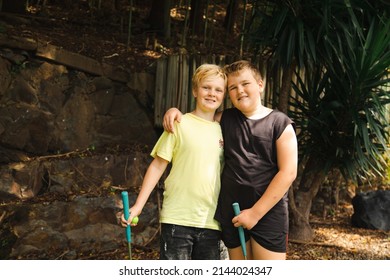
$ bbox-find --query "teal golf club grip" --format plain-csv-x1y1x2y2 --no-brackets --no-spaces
232,202,247,258
121,191,131,242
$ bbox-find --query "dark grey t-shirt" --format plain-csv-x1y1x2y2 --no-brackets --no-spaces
214,107,294,232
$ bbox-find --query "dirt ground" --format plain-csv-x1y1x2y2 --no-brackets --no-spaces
108,205,390,260
1,3,389,260
122,203,390,260
12,202,388,260
287,205,389,260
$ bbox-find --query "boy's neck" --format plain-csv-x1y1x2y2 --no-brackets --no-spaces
243,105,272,120
191,109,216,122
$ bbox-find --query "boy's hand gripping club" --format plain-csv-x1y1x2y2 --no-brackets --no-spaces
121,191,132,260
232,202,247,260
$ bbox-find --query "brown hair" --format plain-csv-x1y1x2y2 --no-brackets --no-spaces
223,60,263,82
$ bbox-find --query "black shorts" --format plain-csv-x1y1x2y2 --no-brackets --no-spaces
221,224,288,253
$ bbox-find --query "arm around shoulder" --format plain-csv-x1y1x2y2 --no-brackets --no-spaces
163,107,183,133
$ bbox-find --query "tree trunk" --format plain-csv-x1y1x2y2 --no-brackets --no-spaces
147,0,171,38
1,0,26,13
278,65,294,113
289,155,327,241
223,0,239,33
189,0,206,37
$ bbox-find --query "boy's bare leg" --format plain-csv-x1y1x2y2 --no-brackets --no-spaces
227,241,252,260
251,237,286,260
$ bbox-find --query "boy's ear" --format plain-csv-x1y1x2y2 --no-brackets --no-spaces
258,80,265,91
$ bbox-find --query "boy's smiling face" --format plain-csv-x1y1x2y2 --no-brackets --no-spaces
227,68,264,115
193,76,226,113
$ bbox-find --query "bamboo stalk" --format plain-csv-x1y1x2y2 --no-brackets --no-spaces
203,0,210,45
127,0,133,49
240,0,248,58
181,0,191,47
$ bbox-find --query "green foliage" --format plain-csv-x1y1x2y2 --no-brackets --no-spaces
247,0,390,183
287,0,390,182
248,0,321,67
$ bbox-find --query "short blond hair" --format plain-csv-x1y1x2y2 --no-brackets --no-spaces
192,64,227,91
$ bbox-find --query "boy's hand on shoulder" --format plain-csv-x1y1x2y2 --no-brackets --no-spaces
163,108,182,133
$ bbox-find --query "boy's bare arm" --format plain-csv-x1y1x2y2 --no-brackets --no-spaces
253,124,297,222
163,108,183,133
121,156,168,226
163,108,223,133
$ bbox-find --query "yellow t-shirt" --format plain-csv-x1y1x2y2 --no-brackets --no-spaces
151,113,224,231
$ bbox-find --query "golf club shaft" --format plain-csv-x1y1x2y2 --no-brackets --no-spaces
232,202,247,260
121,191,132,260
128,242,132,260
